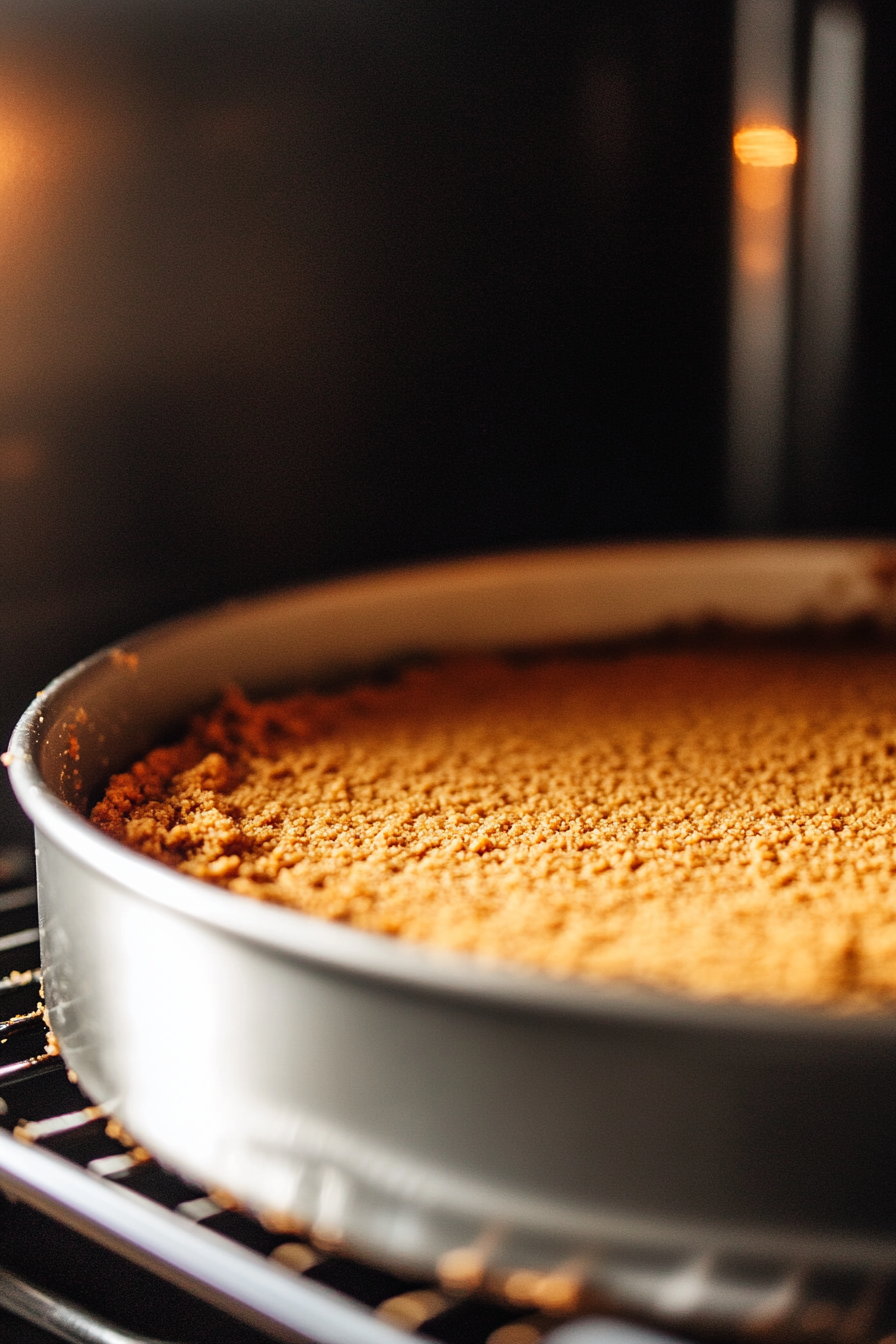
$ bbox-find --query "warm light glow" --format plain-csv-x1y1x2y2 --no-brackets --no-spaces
0,128,27,185
736,161,788,210
738,240,784,277
733,125,798,167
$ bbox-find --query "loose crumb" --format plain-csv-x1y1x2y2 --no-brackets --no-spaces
91,649,896,1006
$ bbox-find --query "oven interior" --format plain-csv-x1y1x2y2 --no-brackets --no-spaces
1,0,894,1337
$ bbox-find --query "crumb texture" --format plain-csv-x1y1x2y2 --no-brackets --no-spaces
91,650,896,1005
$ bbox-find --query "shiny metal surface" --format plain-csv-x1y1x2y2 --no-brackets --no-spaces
0,1261,179,1344
0,1129,407,1344
11,540,896,1336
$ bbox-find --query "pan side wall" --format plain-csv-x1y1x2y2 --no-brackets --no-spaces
36,830,896,1272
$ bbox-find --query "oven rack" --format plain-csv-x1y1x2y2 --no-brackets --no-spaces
0,873,580,1344
4,867,896,1344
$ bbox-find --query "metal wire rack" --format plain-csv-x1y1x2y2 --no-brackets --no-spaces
4,849,896,1344
0,856,581,1344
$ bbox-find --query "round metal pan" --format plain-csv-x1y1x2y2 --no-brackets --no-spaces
10,540,896,1336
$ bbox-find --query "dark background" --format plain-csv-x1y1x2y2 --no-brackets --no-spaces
1,0,892,844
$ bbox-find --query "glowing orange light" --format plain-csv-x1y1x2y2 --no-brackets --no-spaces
733,126,798,167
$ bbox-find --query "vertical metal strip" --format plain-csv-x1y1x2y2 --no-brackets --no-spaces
793,4,865,528
726,0,797,533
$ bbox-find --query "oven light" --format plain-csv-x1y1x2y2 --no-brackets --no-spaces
733,127,798,217
733,126,798,167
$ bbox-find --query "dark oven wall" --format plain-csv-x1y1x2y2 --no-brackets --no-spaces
0,0,893,844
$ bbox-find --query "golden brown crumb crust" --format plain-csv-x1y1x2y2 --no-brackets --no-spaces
91,650,896,1006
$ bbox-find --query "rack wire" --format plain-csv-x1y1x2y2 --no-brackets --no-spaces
5,854,896,1344
0,864,557,1344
